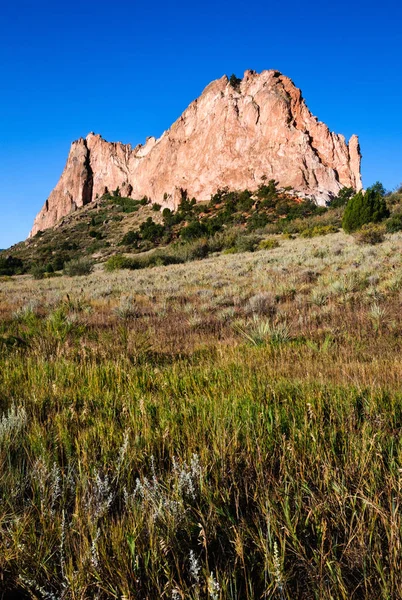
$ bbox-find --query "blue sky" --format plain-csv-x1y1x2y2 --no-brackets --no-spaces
1,0,401,248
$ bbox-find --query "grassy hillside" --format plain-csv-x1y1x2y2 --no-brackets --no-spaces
1,183,343,277
2,225,402,598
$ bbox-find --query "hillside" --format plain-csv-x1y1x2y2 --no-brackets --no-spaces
1,182,342,276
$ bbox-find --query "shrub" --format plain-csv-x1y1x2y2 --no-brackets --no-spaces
120,230,140,246
236,190,254,211
235,235,261,253
256,179,279,201
207,228,239,253
0,256,24,276
63,257,94,276
162,208,176,227
30,264,46,280
89,229,104,239
139,218,165,242
354,223,386,245
105,250,183,272
386,214,402,233
245,292,277,317
177,190,196,215
259,238,280,250
135,251,182,268
171,239,210,262
246,212,269,231
104,254,132,272
108,196,141,213
342,185,390,233
300,224,339,238
180,221,208,241
152,203,162,212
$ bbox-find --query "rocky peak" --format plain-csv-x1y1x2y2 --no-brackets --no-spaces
30,69,362,236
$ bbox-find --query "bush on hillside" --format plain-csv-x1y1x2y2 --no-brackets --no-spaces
104,254,132,271
386,213,402,233
353,223,386,245
63,257,94,276
0,256,24,276
120,230,140,246
342,184,390,233
300,224,339,238
180,220,208,241
234,234,261,253
139,218,165,242
259,238,280,250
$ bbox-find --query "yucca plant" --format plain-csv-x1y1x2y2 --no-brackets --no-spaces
234,316,290,346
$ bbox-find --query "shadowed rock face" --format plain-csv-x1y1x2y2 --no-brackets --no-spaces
30,69,362,236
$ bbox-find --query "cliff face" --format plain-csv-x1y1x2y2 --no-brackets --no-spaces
30,69,362,236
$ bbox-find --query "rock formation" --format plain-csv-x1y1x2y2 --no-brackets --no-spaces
30,69,362,236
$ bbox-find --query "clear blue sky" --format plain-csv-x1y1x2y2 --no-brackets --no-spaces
1,0,401,248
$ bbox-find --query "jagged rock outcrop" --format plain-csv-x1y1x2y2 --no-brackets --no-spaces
30,69,362,236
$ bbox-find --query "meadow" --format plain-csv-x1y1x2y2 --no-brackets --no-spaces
2,231,402,599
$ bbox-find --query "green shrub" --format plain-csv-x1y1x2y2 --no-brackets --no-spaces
171,239,210,262
353,223,386,245
259,238,280,250
63,257,94,276
0,255,24,276
177,190,196,216
162,208,176,227
235,235,261,253
342,185,390,233
110,197,141,213
236,190,254,211
152,203,162,211
89,229,104,239
246,212,269,231
139,218,165,242
256,179,279,201
180,221,208,241
105,250,183,272
135,251,182,269
300,224,339,238
104,254,132,272
120,230,140,246
30,264,46,280
386,214,402,233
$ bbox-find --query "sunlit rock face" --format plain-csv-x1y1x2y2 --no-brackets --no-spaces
30,69,362,236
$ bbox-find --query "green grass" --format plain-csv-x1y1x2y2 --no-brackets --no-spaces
2,348,402,599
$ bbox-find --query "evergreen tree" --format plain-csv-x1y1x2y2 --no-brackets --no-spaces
342,184,389,233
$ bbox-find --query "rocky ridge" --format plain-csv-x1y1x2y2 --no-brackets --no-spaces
30,69,362,236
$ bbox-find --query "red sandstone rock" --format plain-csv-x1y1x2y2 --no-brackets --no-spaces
30,70,362,236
